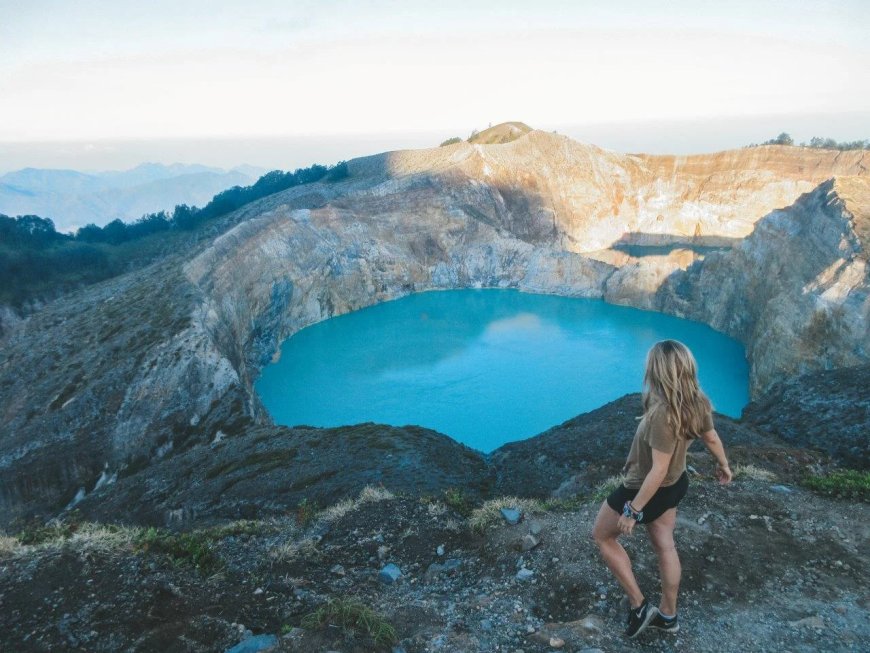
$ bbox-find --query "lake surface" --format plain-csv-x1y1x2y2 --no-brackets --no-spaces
256,289,749,453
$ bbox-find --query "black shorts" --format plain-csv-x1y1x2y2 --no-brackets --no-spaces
606,471,689,524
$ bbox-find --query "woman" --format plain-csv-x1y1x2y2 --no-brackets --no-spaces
591,339,733,639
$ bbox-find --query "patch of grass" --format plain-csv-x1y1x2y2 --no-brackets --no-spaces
16,521,79,546
803,469,870,501
300,596,398,648
66,522,142,551
0,535,22,556
12,518,145,554
317,485,395,524
443,487,474,517
271,536,319,563
15,510,89,545
135,527,221,573
733,464,778,482
540,494,587,512
467,496,547,534
590,474,626,502
540,474,625,512
295,498,318,528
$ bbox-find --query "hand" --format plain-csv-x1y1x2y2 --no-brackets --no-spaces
716,462,733,485
617,514,636,536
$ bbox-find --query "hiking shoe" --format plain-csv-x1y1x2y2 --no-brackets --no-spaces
649,611,680,633
625,598,657,638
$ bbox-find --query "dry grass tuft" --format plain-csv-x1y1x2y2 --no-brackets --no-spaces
271,537,320,563
301,596,398,647
591,474,626,502
65,523,143,551
468,496,547,534
317,485,394,524
0,535,22,556
733,464,777,482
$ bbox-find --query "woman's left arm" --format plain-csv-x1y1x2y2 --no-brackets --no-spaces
617,448,672,535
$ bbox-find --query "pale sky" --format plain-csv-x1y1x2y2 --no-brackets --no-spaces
0,1,868,166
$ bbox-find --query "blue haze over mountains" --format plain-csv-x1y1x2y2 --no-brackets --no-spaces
0,163,265,233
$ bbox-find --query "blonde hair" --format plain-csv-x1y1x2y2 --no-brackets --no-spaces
642,339,712,440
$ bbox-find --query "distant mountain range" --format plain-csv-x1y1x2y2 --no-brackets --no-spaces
0,162,265,232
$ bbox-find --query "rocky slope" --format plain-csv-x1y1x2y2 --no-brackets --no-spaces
742,364,870,469
0,128,867,546
1,395,866,652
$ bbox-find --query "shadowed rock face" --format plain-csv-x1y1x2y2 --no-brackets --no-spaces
742,364,870,469
0,130,867,528
70,422,495,527
488,393,794,498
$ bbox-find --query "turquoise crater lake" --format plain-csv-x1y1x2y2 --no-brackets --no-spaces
256,289,749,453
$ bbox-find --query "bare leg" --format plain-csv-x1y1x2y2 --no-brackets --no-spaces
591,500,645,608
646,507,680,615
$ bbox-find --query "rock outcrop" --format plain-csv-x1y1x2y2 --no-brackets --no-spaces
651,176,870,392
0,128,868,528
742,364,870,469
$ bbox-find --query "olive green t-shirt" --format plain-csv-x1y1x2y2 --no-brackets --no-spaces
622,401,714,489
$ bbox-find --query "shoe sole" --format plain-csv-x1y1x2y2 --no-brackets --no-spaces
650,623,680,633
628,607,659,639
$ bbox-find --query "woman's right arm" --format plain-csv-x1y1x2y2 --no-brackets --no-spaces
701,428,732,484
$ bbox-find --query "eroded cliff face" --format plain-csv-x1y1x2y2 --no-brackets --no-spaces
0,130,867,528
184,134,868,397
653,177,869,392
351,132,866,251
181,171,614,394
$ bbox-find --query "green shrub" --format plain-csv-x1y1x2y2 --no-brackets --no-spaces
16,510,84,545
295,498,318,527
17,521,78,546
442,487,473,517
803,469,870,501
301,596,398,648
135,527,221,572
439,137,462,147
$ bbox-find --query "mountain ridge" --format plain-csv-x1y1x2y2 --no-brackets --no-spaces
0,162,265,231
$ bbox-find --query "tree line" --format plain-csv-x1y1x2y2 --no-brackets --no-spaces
749,132,869,150
76,161,348,244
0,160,349,308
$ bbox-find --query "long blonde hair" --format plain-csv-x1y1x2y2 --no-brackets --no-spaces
642,339,712,440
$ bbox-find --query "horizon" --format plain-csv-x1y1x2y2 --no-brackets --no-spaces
2,1,868,172
1,110,868,175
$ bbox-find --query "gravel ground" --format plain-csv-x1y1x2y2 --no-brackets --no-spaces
1,462,867,653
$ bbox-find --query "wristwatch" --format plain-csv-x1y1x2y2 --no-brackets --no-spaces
622,501,643,522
